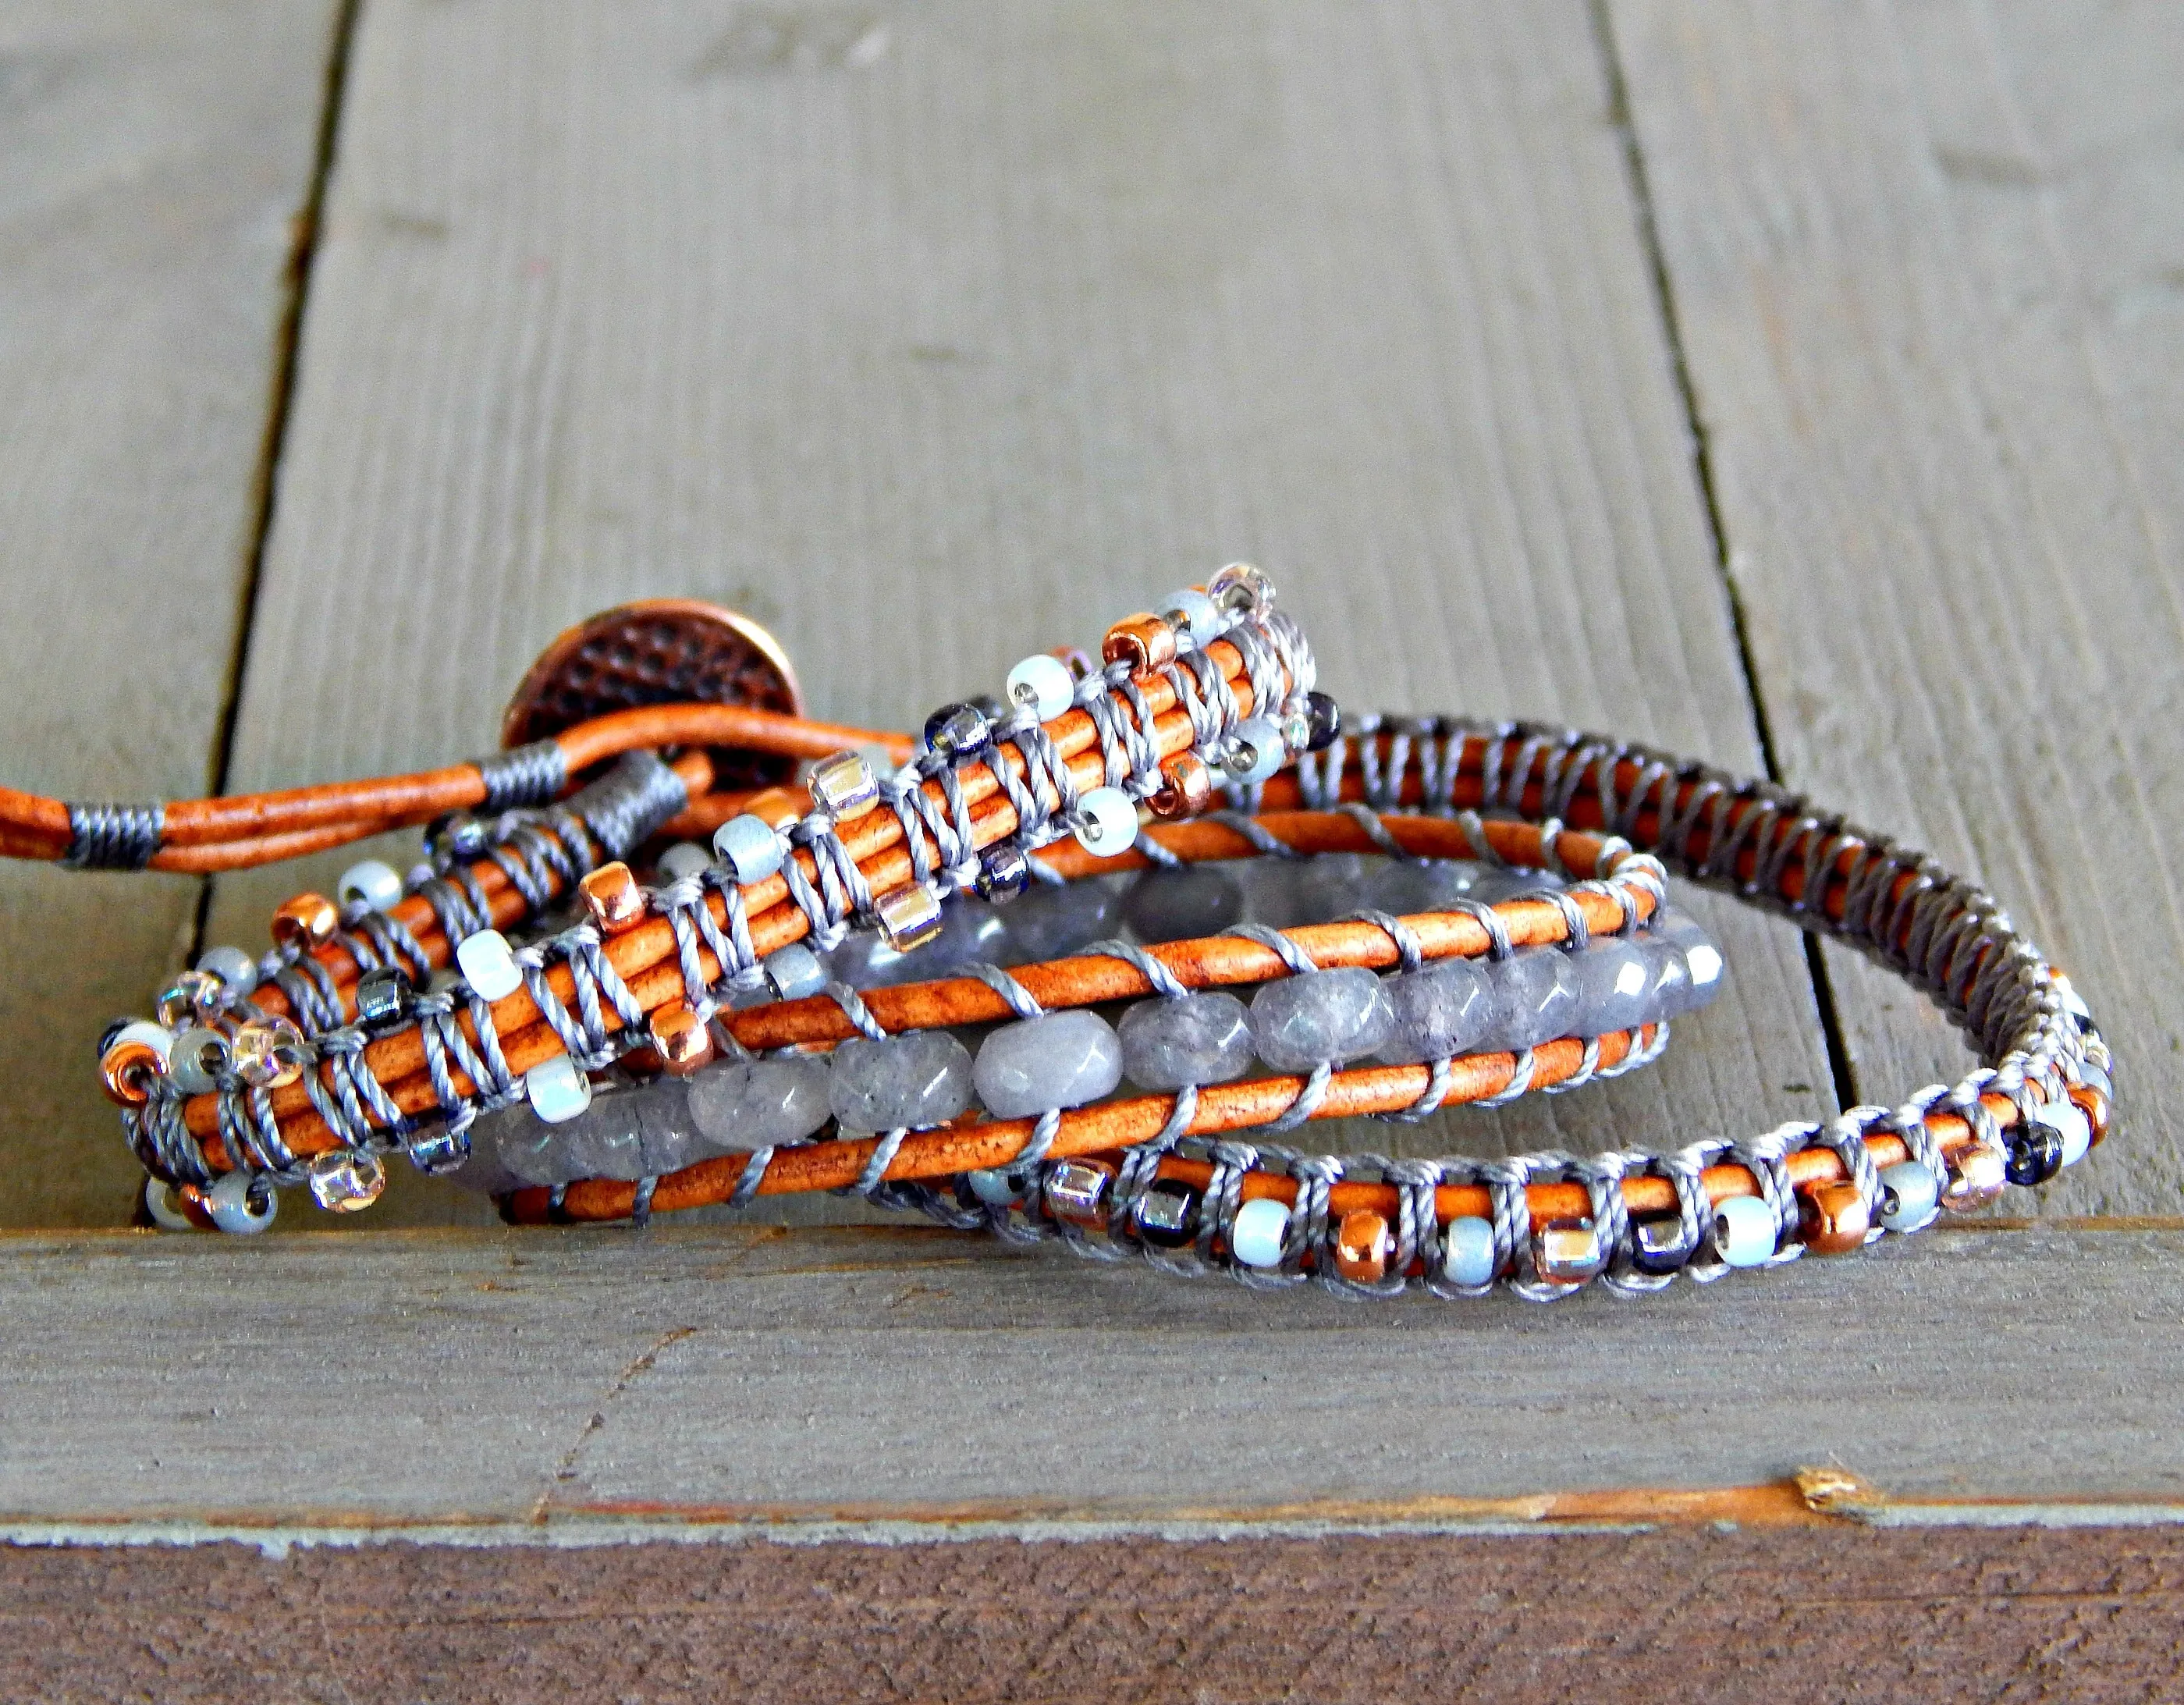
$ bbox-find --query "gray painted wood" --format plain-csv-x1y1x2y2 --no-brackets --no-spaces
1609,0,2184,1215
4,1224,2180,1525
204,0,1832,1231
0,2,344,1227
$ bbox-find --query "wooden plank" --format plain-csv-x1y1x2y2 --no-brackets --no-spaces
6,1525,2181,1703
204,0,1834,1231
6,1224,2182,1525
1607,0,2184,1213
0,2,345,1226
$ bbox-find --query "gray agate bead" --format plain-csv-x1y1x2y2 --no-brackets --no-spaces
1375,957,1493,1065
1249,968,1393,1071
828,1031,975,1130
973,1011,1123,1117
1572,936,1653,1037
1121,866,1245,944
1652,910,1726,1015
491,1077,702,1185
687,1054,833,1153
1482,949,1581,1050
998,877,1124,963
1118,992,1254,1089
1242,853,1369,929
829,897,1006,989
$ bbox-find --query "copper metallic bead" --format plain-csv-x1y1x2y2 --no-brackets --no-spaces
270,891,339,950
2069,1081,2112,1147
579,860,647,936
1798,1180,1871,1255
648,1001,716,1077
1532,1217,1607,1284
1333,1209,1393,1284
99,1039,163,1108
1941,1142,2008,1213
1148,751,1214,821
1102,613,1179,675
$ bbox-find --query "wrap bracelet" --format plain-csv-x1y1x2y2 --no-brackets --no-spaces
59,574,2110,1300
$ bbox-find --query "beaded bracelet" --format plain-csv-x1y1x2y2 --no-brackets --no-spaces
73,581,2112,1301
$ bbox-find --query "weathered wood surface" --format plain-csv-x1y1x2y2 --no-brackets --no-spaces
6,1224,2182,1526
1609,0,2184,1216
201,0,1834,1230
0,2,343,1226
10,1525,2184,1703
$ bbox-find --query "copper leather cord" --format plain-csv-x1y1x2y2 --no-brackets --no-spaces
13,705,911,871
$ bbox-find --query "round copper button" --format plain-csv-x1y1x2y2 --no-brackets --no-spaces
502,599,805,790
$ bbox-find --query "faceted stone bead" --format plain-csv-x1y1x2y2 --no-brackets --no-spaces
994,876,1122,964
1642,934,1692,1013
1571,936,1653,1037
974,1011,1123,1118
687,1054,833,1153
510,1078,705,1183
1121,866,1245,944
1118,992,1254,1090
1653,910,1726,1015
1361,859,1485,918
1249,968,1394,1071
1375,957,1493,1065
1243,854,1369,929
1466,865,1561,906
1480,949,1581,1050
828,1031,975,1130
829,898,1007,989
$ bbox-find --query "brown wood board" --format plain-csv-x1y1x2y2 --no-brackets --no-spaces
1608,0,2184,1215
7,1524,2184,1703
201,0,1832,1231
0,2,346,1226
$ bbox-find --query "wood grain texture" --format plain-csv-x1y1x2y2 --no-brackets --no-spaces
205,0,1832,1231
0,2,343,1226
9,1525,2184,1703
6,1224,2183,1525
1608,0,2184,1215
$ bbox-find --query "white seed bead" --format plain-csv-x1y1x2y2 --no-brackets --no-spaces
1223,715,1286,783
656,840,713,883
1442,1215,1497,1288
1877,1160,1941,1231
144,1177,195,1232
1713,1194,1778,1268
525,1054,594,1124
1157,587,1223,645
1006,652,1076,722
967,1168,1022,1207
763,943,827,1001
194,945,260,1001
1071,786,1139,858
1229,1196,1291,1269
712,812,786,885
2030,1097,2092,1169
456,929,524,1003
109,1019,175,1069
167,1026,229,1095
207,1169,277,1234
336,858,404,913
